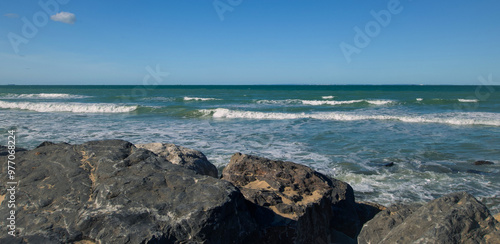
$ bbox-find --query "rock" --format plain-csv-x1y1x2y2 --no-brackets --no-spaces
474,160,495,166
358,192,500,244
383,162,395,167
0,140,257,243
222,153,359,243
136,142,218,178
496,213,500,222
355,201,386,226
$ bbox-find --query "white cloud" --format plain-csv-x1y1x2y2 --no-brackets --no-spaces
4,13,19,18
50,11,76,24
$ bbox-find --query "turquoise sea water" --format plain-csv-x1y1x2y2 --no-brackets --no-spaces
1,85,499,213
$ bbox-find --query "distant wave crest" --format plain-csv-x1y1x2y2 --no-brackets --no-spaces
183,97,220,101
1,93,91,99
256,99,394,106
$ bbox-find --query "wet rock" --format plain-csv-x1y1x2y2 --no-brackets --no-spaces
383,162,395,167
136,142,218,178
0,140,257,243
474,160,495,166
358,192,500,244
222,153,359,243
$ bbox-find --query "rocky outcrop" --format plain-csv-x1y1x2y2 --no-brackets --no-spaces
2,140,499,244
358,192,500,244
0,140,256,243
222,153,360,243
136,142,218,178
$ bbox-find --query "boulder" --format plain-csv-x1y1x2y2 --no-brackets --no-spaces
474,160,495,166
136,143,218,178
355,201,386,227
222,153,360,243
0,140,257,243
358,192,500,244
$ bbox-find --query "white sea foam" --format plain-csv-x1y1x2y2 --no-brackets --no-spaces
301,99,393,106
256,99,301,105
183,97,220,101
2,93,90,99
322,96,335,99
200,108,500,126
416,98,423,101
458,99,479,103
0,101,137,113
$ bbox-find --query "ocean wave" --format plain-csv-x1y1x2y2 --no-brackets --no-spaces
0,101,137,113
200,108,500,126
458,99,479,103
183,97,220,101
256,99,393,106
302,99,394,106
256,99,302,105
1,93,91,99
322,96,335,99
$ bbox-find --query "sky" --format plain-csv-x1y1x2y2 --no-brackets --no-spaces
0,0,499,85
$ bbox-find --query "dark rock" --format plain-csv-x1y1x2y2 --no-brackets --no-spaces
0,140,257,243
222,152,359,243
383,162,395,167
136,143,218,178
358,192,500,244
355,201,387,227
474,160,495,166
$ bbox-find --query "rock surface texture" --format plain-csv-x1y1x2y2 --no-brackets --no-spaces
1,140,498,244
222,152,360,244
136,142,218,178
0,140,256,243
358,192,500,244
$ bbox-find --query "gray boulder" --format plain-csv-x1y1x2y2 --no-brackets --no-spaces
136,143,218,178
222,153,359,244
358,192,500,244
0,140,257,243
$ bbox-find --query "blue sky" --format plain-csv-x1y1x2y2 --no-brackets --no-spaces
1,0,499,85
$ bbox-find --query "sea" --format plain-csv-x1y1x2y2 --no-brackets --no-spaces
1,85,499,214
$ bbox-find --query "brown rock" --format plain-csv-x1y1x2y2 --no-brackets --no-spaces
136,142,218,177
222,153,359,243
358,192,500,244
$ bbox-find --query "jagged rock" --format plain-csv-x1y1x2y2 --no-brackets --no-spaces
355,201,386,227
0,140,257,243
222,153,359,243
358,192,500,244
474,160,495,166
136,143,218,178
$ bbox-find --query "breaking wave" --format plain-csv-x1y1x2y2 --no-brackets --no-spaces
0,101,137,113
200,108,500,126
